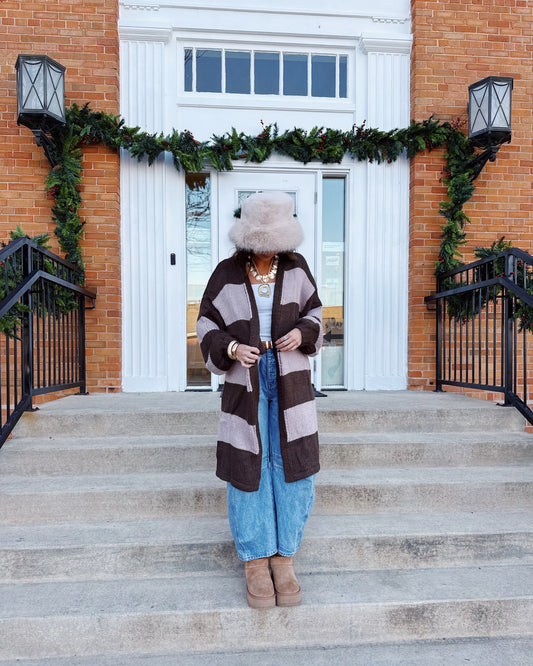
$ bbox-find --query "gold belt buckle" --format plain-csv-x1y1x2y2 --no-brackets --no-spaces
262,340,273,351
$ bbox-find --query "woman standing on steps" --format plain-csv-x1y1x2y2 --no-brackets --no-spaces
196,190,323,609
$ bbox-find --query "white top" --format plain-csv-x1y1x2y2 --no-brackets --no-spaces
252,282,274,340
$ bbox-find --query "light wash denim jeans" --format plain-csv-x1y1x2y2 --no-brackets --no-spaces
227,349,316,562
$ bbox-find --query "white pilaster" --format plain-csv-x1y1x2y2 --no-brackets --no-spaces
120,36,169,391
360,34,411,389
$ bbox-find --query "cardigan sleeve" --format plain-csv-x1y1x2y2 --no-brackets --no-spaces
292,255,323,357
196,266,235,375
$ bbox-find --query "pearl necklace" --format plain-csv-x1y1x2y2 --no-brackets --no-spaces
249,255,278,297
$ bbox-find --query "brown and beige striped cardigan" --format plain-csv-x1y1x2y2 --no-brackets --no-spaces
196,252,323,492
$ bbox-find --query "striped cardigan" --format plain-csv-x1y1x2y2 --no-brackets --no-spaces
196,252,323,492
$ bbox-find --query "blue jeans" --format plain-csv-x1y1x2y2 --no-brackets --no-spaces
227,349,315,561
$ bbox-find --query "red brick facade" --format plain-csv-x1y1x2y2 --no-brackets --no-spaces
409,0,533,397
0,0,121,394
1,1,531,399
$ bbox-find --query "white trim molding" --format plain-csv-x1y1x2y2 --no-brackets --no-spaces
360,34,412,54
371,16,409,25
120,26,172,42
122,3,161,10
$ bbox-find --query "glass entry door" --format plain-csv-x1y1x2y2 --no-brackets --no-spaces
186,169,317,390
321,177,346,388
185,169,348,391
217,171,317,390
217,171,316,273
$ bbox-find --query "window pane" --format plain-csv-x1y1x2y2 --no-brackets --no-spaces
321,178,345,388
184,49,192,91
196,50,221,93
283,54,307,96
225,51,251,94
254,52,279,94
339,56,347,98
312,55,335,98
186,173,212,387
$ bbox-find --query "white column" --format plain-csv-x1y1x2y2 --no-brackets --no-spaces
120,29,172,391
359,34,411,390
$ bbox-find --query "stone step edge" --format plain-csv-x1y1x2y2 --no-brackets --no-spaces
1,511,531,550
2,465,532,492
2,600,532,663
7,637,531,666
5,430,533,450
14,407,526,437
1,565,532,618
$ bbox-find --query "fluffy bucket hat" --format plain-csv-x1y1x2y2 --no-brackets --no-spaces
229,190,304,253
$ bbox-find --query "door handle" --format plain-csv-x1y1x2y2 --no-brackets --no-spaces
170,253,176,265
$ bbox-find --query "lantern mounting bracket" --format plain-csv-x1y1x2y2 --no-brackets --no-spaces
32,129,59,168
468,144,501,182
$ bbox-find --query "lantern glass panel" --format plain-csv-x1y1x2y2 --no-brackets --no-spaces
491,80,511,128
470,83,489,134
46,63,64,117
22,59,45,110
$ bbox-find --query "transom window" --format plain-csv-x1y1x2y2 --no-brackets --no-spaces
184,48,348,99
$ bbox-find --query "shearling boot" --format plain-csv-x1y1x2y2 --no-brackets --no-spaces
270,555,301,606
244,557,276,609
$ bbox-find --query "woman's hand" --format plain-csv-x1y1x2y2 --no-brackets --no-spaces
275,328,302,352
235,343,261,368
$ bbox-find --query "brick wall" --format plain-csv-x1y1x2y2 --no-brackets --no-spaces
409,0,533,398
1,1,531,399
0,0,121,393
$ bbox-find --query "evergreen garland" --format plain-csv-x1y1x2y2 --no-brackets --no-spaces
0,227,50,336
43,104,482,281
36,104,515,314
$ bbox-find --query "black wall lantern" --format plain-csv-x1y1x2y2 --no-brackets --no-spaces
15,54,66,167
468,75,513,180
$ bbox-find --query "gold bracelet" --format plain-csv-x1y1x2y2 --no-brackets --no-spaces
227,340,239,360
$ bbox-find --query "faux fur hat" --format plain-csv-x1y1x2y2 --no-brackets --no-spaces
229,190,304,253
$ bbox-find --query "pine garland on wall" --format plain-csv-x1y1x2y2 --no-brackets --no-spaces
44,103,484,284
8,103,529,333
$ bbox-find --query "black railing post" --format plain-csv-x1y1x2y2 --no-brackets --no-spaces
435,279,443,392
78,293,88,395
21,243,34,409
503,253,514,406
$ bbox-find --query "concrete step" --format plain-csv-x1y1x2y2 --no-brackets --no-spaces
4,637,531,666
0,565,531,661
2,431,532,475
2,390,531,662
1,466,532,525
1,511,531,583
12,390,526,439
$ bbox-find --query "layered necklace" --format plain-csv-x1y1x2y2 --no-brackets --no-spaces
249,255,278,297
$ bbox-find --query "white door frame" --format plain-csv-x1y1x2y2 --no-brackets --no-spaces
214,165,320,390
124,154,407,392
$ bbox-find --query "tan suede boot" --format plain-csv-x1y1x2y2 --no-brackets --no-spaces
270,555,301,606
244,557,276,609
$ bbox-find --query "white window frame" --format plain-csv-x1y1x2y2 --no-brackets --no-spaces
178,38,355,113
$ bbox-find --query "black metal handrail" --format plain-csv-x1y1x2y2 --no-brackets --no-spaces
426,248,533,424
0,238,96,447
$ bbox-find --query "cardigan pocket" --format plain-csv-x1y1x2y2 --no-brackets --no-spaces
277,349,310,377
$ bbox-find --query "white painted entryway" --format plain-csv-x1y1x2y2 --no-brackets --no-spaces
119,0,411,392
